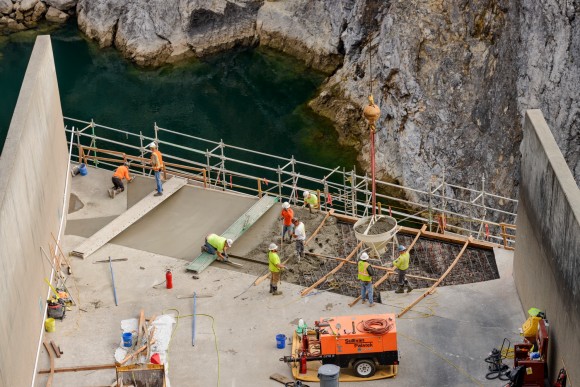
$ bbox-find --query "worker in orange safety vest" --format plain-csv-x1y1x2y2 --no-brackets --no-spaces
109,162,134,198
149,142,164,196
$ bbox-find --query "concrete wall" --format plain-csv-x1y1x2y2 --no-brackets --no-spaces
0,36,68,387
514,110,580,384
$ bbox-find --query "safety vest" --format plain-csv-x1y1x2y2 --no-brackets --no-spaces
305,194,318,206
151,150,164,171
207,234,226,253
281,208,294,226
394,252,410,271
358,261,371,281
269,251,281,273
113,165,130,180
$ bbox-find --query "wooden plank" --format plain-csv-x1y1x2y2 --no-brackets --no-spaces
71,177,187,258
38,364,117,374
186,195,278,274
116,340,155,366
50,341,61,359
270,373,294,385
301,241,362,296
136,309,145,349
43,341,55,387
348,224,426,307
397,237,472,318
253,210,334,286
332,212,498,250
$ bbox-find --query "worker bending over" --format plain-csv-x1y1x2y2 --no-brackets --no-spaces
291,218,306,260
109,162,134,198
280,202,294,242
268,243,285,295
149,142,164,196
393,245,413,293
302,190,319,213
202,234,233,262
358,252,375,307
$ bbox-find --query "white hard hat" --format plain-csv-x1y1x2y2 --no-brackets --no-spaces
359,252,369,261
226,239,233,247
398,245,406,251
303,190,310,197
282,202,290,209
147,141,157,148
269,243,278,251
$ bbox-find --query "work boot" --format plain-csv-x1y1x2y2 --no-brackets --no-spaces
369,303,376,308
201,245,209,253
269,284,274,294
406,284,413,293
395,285,405,294
112,189,117,198
362,299,367,304
154,192,163,197
272,286,283,296
108,189,114,198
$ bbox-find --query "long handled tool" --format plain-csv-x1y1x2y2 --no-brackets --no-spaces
109,256,118,306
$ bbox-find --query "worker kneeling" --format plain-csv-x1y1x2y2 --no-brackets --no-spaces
202,234,233,262
268,243,285,296
302,190,319,214
109,163,134,198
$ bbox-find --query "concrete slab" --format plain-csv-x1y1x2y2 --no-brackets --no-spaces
43,178,526,387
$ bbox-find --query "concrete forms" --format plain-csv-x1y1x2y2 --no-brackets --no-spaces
514,110,580,383
0,36,69,386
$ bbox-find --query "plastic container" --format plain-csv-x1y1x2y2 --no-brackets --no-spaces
122,332,133,348
276,334,286,349
318,364,340,386
78,163,88,176
44,318,55,332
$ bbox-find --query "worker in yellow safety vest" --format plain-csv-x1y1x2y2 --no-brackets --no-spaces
202,234,233,262
268,243,285,296
148,142,164,196
393,245,413,293
302,190,319,214
357,252,376,307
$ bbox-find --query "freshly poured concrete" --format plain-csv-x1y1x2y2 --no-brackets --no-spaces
38,175,526,386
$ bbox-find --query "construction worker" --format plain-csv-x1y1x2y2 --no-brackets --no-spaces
358,252,375,307
149,142,164,196
268,243,285,295
280,202,294,242
202,234,233,262
393,245,413,293
302,190,319,213
108,162,134,198
291,218,306,260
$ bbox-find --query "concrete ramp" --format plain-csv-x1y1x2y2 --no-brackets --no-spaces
186,194,278,273
70,177,187,258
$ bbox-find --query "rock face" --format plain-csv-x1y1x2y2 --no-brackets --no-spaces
0,0,76,32
77,0,264,66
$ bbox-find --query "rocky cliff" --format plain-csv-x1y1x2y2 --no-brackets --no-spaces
3,0,577,201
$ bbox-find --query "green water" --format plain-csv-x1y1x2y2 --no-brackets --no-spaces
0,23,357,171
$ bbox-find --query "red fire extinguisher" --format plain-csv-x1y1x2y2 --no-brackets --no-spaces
299,353,307,374
166,269,173,289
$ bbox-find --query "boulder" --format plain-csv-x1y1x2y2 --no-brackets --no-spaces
31,0,46,21
45,5,68,22
77,0,125,47
14,9,22,21
0,0,12,14
44,0,77,11
19,0,37,12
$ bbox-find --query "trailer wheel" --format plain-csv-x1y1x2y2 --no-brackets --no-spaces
353,359,376,378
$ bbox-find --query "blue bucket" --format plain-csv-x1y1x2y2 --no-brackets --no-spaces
78,163,88,176
276,334,286,349
122,332,133,348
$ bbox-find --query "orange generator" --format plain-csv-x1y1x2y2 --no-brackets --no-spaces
280,313,398,378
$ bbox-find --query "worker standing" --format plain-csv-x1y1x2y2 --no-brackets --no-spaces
393,245,413,293
108,162,134,198
302,190,319,214
280,202,294,242
268,243,285,295
291,218,306,260
358,252,375,307
149,142,164,196
202,234,233,262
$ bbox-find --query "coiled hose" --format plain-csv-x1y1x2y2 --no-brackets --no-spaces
357,318,391,335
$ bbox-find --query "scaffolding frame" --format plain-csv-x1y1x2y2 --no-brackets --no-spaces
64,117,517,247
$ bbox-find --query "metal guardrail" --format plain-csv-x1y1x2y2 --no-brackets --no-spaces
64,117,517,248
